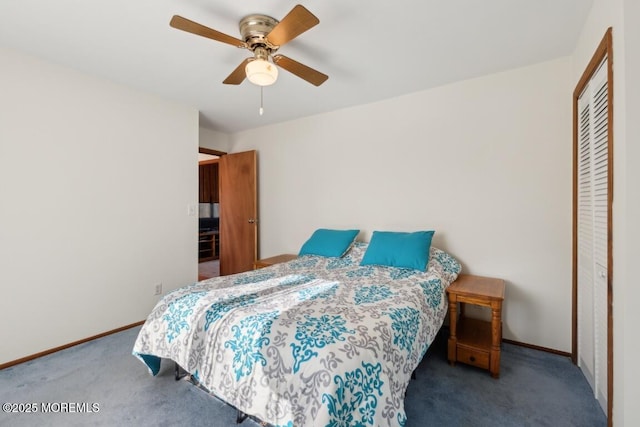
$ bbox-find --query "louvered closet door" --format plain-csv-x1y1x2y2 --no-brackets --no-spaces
576,57,608,413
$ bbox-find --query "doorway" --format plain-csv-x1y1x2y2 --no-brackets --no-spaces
198,147,225,280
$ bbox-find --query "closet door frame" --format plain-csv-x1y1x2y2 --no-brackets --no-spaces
572,27,613,424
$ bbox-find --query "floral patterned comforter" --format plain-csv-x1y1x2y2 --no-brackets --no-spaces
133,243,460,427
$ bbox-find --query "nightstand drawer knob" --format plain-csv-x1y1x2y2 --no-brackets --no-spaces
470,356,476,362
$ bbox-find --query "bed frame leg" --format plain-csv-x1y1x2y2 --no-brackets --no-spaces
174,362,188,381
236,410,248,424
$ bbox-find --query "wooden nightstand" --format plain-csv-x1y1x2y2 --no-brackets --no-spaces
253,254,297,269
446,274,505,378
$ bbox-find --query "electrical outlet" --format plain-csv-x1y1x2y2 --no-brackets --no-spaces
154,283,163,296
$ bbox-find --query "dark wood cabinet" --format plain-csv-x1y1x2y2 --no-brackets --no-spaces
199,230,219,262
199,162,219,203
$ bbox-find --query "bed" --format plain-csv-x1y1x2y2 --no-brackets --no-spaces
133,233,461,427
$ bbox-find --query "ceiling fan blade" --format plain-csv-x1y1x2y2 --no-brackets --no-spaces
170,15,246,48
266,5,319,47
223,58,250,85
273,54,328,86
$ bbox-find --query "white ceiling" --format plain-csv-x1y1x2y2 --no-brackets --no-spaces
0,0,593,134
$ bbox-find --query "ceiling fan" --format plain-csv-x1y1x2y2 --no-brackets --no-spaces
170,4,328,87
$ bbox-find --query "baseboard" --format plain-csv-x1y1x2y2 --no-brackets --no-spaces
0,320,145,370
502,338,572,359
2,322,573,370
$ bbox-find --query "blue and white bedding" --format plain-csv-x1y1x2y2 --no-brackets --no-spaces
133,243,461,427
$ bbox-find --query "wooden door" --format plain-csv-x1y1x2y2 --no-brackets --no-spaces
219,150,258,275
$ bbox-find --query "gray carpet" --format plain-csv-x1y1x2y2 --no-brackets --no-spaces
0,326,606,427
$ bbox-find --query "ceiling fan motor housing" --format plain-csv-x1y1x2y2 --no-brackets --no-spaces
239,14,280,53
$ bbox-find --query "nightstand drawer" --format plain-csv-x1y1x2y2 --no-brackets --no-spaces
456,345,490,370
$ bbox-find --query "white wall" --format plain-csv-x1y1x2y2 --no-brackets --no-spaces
622,2,640,424
0,47,199,364
231,57,574,352
572,0,640,424
199,126,231,153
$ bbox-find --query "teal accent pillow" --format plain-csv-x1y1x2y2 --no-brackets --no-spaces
298,229,360,258
360,230,435,270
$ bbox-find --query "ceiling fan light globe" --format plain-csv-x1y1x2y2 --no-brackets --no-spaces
245,59,278,86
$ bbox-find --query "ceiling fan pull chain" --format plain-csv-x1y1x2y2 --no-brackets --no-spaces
259,86,264,116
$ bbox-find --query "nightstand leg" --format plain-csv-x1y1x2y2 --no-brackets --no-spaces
448,300,458,366
490,304,502,378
